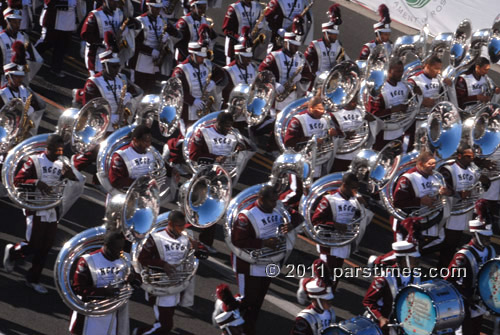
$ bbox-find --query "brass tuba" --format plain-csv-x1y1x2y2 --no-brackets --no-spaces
178,164,232,228
54,176,159,315
224,183,296,264
245,70,276,126
131,211,199,296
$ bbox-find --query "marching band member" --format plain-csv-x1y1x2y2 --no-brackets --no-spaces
130,0,180,93
72,45,141,173
222,41,257,109
264,0,308,51
366,59,414,151
438,145,489,268
0,42,45,137
36,0,86,78
284,94,337,177
311,173,364,292
258,30,313,112
135,210,208,335
446,206,496,335
231,185,303,335
407,55,451,128
291,272,336,335
108,124,155,190
212,284,246,335
189,111,248,252
174,0,216,62
171,40,225,124
3,135,78,294
358,4,392,60
0,6,40,84
331,94,376,172
80,0,127,75
363,241,421,335
70,231,134,335
456,57,500,110
222,0,264,65
304,4,348,79
392,151,453,252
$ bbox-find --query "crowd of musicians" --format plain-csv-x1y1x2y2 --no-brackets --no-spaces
1,0,500,334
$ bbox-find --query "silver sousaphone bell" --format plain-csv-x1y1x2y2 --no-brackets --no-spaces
245,70,276,126
178,164,232,228
0,98,23,154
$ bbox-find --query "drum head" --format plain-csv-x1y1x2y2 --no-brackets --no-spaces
322,316,383,335
478,258,500,315
396,285,437,335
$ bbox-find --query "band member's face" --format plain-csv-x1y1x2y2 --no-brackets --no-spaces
194,54,205,65
46,144,64,160
106,62,121,78
424,62,442,79
308,102,324,118
169,219,186,235
458,149,474,167
342,181,359,198
7,18,21,32
218,120,233,135
9,74,24,88
388,64,404,82
326,32,338,43
104,237,125,259
149,6,161,16
106,0,119,11
239,55,251,67
259,193,278,212
476,64,491,77
477,234,491,247
286,42,299,55
378,32,391,43
418,158,436,175
193,4,206,16
132,134,152,153
320,298,334,310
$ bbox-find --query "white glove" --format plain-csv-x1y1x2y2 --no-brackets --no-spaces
162,32,170,44
151,49,160,59
276,82,284,94
193,98,205,110
206,80,216,93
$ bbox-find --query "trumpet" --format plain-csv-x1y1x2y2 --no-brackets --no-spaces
16,94,33,142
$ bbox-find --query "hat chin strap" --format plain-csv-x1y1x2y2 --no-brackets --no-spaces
475,232,485,249
314,298,324,311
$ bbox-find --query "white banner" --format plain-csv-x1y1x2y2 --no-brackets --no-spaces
352,0,500,36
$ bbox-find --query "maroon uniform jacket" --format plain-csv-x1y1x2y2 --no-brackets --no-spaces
80,72,135,106
174,13,217,62
258,49,313,86
40,0,70,29
188,124,220,162
222,1,252,60
304,38,345,75
279,174,303,211
283,110,324,150
109,143,137,189
455,71,483,110
231,201,303,274
392,167,422,211
221,60,254,107
263,0,288,45
138,230,175,269
0,85,42,110
171,58,226,121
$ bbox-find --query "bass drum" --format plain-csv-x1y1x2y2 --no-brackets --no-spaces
395,279,464,335
322,316,382,335
477,257,500,315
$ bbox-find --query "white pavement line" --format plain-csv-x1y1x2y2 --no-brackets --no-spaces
206,257,302,317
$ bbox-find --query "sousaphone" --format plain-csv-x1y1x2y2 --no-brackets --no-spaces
54,176,159,316
245,70,276,126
